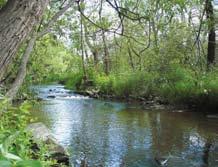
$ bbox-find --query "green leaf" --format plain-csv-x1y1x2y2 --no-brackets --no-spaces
2,132,20,153
0,160,12,167
19,102,31,114
4,152,22,161
16,160,42,167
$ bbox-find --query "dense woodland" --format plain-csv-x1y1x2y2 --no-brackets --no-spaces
0,0,218,166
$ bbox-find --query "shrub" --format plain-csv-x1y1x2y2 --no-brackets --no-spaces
93,71,158,98
56,72,84,90
0,100,55,167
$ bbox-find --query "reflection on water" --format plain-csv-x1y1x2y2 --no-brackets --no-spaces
31,85,218,167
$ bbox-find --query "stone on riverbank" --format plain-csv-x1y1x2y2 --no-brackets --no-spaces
27,122,70,166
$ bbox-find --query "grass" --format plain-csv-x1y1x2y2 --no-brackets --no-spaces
53,65,218,111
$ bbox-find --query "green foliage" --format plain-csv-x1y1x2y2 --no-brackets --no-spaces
62,64,218,110
93,71,158,97
59,72,84,90
3,0,216,111
0,0,6,9
60,69,158,98
156,66,218,108
0,100,55,167
26,35,77,84
94,74,114,95
157,65,196,103
15,160,42,167
60,68,98,90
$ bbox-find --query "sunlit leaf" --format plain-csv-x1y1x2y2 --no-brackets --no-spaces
4,152,22,161
16,160,42,167
0,160,12,167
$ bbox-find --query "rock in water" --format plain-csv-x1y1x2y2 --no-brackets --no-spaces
27,122,69,166
154,156,170,166
47,95,56,99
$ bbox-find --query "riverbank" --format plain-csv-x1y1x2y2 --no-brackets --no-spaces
68,85,218,113
58,68,218,112
74,89,181,111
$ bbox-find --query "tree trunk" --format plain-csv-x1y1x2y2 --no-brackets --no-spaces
99,0,110,75
127,45,135,70
93,50,99,68
83,18,99,69
80,7,87,81
206,0,215,67
0,0,49,79
207,29,215,66
5,2,72,99
6,33,37,99
102,30,110,75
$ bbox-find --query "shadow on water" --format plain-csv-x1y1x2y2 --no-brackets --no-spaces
30,85,218,167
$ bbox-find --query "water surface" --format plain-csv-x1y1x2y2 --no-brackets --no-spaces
31,85,218,167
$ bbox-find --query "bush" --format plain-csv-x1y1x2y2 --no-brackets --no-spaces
58,64,218,110
0,100,56,167
157,65,197,103
94,74,114,95
93,71,158,97
63,73,84,90
157,65,218,108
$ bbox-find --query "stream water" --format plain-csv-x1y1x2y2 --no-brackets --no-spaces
31,85,218,167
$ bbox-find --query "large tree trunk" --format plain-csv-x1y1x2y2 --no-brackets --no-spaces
6,33,37,99
0,0,49,79
206,0,215,67
6,2,72,99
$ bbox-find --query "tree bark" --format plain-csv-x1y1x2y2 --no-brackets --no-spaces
6,2,72,99
207,29,215,66
102,30,110,75
83,20,99,68
6,33,37,99
0,0,49,79
80,5,87,81
99,0,110,75
128,46,135,70
206,0,215,67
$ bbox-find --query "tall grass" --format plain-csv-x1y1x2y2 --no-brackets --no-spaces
57,65,218,110
94,71,158,97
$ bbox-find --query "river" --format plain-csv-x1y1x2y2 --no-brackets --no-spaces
30,85,218,167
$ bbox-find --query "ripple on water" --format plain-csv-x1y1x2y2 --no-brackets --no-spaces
31,85,218,167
